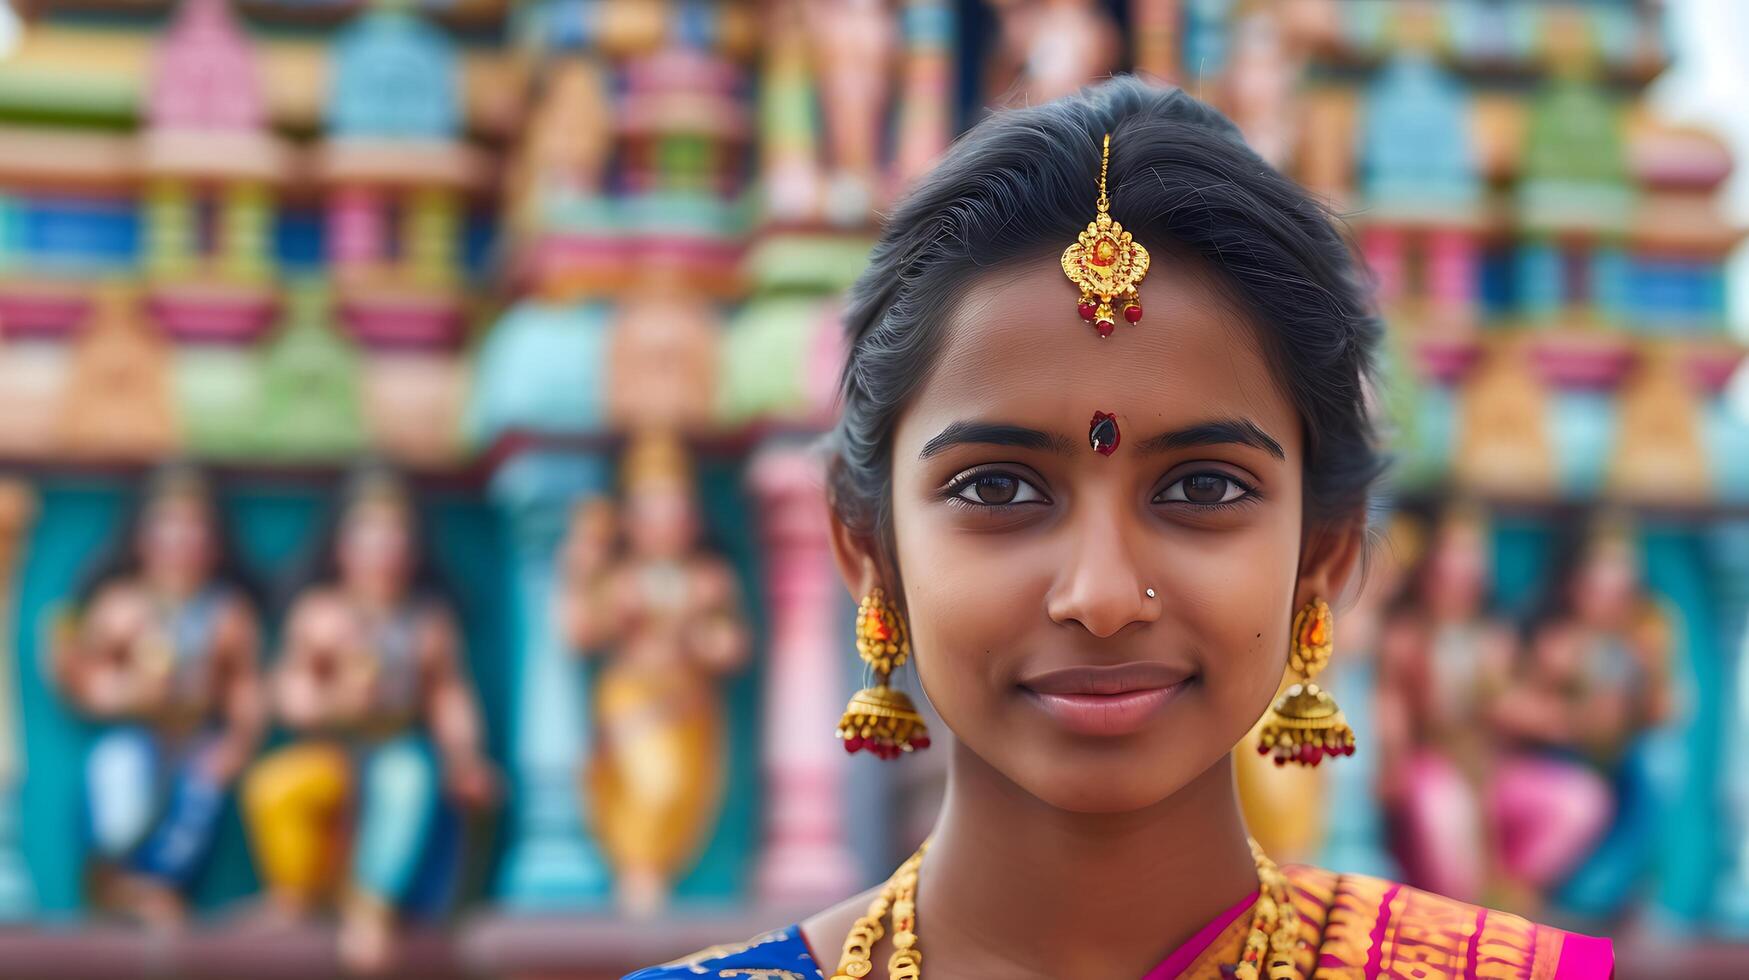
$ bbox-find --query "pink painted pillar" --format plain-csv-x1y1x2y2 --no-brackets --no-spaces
328,186,387,273
1361,225,1406,309
749,443,860,903
1426,228,1479,322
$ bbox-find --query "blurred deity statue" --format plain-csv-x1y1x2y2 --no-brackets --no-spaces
1375,503,1517,902
984,0,1119,107
50,464,265,926
1490,513,1677,918
559,430,750,918
1221,1,1300,167
804,0,896,225
505,57,612,236
243,466,495,974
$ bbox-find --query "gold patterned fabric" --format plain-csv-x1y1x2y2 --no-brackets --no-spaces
1180,866,1609,979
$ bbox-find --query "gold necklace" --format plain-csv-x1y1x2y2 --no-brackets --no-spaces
829,837,1303,980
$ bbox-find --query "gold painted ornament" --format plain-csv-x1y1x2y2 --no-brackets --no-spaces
1259,597,1354,767
836,587,930,759
1061,133,1150,338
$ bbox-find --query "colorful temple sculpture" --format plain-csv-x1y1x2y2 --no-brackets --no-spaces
1246,0,1749,937
48,464,265,926
242,464,495,972
0,0,1743,971
322,0,484,467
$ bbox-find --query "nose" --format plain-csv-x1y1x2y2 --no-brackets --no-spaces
1045,504,1158,638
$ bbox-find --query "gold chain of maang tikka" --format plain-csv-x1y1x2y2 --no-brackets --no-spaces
830,837,1304,980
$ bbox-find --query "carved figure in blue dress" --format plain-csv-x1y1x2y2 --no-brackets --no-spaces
50,464,265,926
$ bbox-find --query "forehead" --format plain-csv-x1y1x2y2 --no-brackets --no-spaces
897,252,1300,454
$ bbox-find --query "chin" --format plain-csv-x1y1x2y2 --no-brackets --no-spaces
1004,743,1216,815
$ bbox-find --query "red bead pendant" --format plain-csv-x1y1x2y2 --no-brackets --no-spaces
1124,304,1142,323
1095,318,1115,338
1077,302,1096,321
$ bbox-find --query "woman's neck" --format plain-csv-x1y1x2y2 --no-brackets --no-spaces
916,740,1260,980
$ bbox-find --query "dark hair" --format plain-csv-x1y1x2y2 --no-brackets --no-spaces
827,77,1385,574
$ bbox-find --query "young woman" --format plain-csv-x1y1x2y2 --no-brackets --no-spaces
625,78,1613,980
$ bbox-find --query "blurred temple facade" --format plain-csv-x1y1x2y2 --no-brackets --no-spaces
0,0,1745,976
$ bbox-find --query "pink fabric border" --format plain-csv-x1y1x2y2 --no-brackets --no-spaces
1139,891,1260,980
1553,930,1615,979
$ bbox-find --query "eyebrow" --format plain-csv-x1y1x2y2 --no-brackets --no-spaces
918,422,1077,459
1134,418,1286,460
919,417,1286,461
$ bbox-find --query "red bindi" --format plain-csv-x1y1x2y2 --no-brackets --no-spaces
1089,412,1120,456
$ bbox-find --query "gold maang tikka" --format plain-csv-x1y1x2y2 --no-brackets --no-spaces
1061,133,1150,338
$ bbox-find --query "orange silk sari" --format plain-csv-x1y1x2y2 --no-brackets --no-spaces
1167,865,1614,979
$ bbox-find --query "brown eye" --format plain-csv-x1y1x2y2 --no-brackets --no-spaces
950,471,1045,507
1157,472,1252,506
1183,475,1227,503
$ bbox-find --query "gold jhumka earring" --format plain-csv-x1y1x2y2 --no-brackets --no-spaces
1258,597,1354,767
836,587,930,760
1061,132,1150,338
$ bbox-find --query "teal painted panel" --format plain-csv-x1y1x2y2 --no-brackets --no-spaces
15,478,509,917
1488,516,1554,619
1641,528,1721,925
15,481,127,918
1488,519,1720,926
671,456,766,903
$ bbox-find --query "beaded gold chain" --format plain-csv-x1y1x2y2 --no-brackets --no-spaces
830,837,1303,980
829,839,928,980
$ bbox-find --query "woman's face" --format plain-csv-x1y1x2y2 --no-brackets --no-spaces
866,253,1346,815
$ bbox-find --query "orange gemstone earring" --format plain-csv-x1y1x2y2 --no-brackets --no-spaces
1061,132,1150,338
1258,597,1354,767
836,587,930,760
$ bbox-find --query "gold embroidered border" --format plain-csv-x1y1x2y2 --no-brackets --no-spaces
1283,868,1551,979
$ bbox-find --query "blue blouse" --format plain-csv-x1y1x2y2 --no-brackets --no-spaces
622,923,825,979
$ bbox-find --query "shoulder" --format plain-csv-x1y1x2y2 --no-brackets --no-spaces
1283,866,1614,979
621,924,822,980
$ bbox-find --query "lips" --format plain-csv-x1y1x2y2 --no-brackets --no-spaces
1018,662,1195,737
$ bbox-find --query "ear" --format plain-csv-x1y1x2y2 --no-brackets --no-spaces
1296,517,1366,611
826,500,884,603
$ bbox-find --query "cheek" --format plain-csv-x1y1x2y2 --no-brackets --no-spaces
1153,526,1298,711
890,500,1051,712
